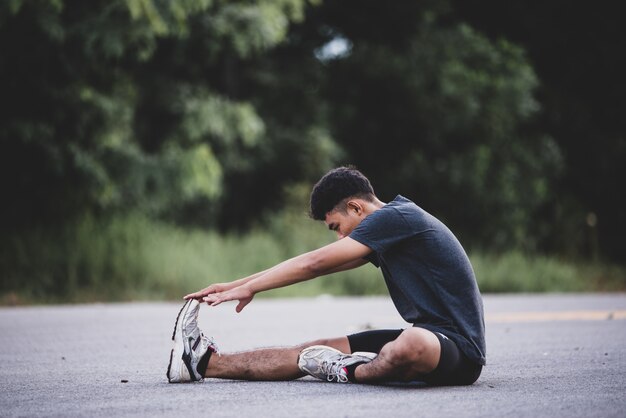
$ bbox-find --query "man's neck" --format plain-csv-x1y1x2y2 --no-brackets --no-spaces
362,198,386,216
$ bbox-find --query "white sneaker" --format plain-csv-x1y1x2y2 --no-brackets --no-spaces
298,345,376,383
166,299,219,383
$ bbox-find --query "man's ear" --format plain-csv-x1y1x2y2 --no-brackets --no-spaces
347,200,363,215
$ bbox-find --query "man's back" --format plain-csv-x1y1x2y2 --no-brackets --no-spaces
349,195,486,365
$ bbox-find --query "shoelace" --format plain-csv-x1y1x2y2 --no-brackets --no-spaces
321,357,350,383
201,333,221,356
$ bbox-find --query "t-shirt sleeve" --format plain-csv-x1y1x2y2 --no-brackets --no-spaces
349,205,418,254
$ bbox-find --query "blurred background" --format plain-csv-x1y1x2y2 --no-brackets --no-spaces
1,0,624,303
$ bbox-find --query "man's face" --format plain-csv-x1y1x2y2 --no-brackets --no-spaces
324,204,365,240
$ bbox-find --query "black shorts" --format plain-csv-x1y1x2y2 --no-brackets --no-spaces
347,327,482,386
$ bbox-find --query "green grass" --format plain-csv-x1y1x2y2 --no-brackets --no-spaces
1,213,624,305
471,252,625,293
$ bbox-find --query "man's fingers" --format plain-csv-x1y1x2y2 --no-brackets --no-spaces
203,295,217,304
184,286,220,300
235,300,247,313
201,288,252,311
203,294,224,307
235,296,253,313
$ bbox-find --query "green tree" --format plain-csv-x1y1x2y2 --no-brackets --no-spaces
313,1,561,250
0,0,334,232
448,0,626,261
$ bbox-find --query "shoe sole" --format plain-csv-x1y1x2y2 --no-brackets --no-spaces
298,345,377,379
299,344,342,362
353,351,378,360
166,300,194,382
299,345,377,366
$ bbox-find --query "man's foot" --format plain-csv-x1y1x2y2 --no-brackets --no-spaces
166,299,219,383
298,345,377,383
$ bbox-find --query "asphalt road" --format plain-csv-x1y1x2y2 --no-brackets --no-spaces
1,294,625,417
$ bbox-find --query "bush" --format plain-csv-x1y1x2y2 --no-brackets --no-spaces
1,213,624,304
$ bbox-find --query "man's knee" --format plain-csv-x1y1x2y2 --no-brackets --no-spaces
380,328,440,373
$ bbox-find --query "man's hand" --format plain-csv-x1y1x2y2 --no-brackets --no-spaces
184,282,234,300
202,285,255,313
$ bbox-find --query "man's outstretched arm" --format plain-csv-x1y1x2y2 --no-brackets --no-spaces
184,255,367,302
202,237,372,311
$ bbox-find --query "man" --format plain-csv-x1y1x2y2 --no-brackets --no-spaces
167,166,486,385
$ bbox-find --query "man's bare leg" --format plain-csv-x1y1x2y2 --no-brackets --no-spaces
204,336,351,381
354,328,440,382
203,328,440,383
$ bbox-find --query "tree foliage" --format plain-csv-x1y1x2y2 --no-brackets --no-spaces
0,0,332,231
315,3,561,249
448,0,626,259
0,0,623,263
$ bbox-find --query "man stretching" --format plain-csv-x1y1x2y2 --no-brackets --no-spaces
167,167,486,385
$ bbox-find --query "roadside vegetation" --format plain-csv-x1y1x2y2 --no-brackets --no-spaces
2,2,624,304
2,213,623,305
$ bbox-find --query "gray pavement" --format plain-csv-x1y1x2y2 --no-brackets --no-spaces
1,294,625,417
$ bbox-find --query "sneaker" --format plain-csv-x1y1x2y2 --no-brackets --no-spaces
166,299,219,383
298,345,376,383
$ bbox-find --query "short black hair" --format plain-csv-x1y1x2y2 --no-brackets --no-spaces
309,166,375,220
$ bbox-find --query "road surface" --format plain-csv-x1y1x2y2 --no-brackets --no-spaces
1,294,625,417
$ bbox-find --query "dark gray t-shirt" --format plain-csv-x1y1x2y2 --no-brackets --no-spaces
349,195,486,365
